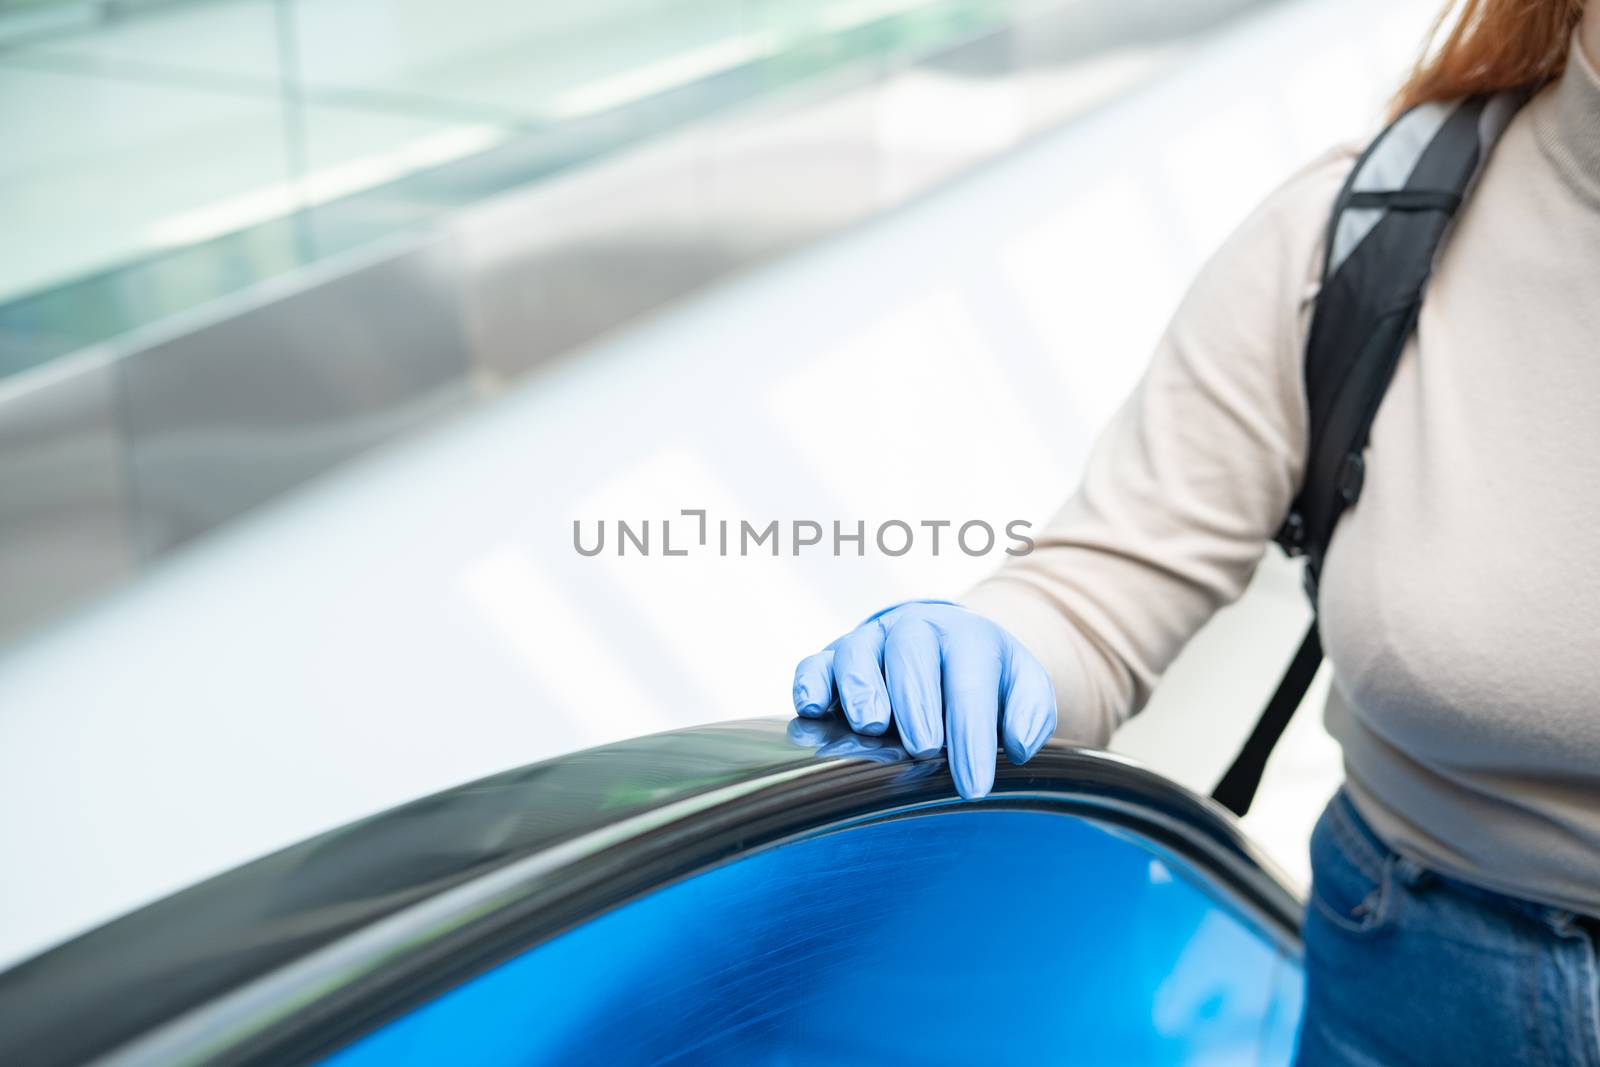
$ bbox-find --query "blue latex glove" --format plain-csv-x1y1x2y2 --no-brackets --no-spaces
791,600,1057,799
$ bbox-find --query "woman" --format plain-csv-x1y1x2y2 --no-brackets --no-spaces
792,1,1600,1062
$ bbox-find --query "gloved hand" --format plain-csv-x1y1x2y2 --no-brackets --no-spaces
791,600,1056,799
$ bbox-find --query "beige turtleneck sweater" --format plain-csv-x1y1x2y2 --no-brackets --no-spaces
966,36,1600,915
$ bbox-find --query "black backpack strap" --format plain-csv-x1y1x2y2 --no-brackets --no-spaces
1212,91,1525,818
1213,625,1323,817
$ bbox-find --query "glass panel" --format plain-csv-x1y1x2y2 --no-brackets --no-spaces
0,1,289,306
321,809,1303,1066
0,0,1020,375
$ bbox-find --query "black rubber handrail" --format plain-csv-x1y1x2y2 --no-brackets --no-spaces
0,718,1303,1067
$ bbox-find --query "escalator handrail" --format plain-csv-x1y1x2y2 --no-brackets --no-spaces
0,717,1303,1067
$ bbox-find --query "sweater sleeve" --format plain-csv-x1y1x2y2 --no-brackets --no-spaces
962,146,1356,747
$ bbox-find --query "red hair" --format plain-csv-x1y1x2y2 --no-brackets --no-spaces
1394,0,1584,114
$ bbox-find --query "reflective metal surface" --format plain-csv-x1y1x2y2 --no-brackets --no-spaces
0,717,1302,1067
0,351,133,641
116,237,475,554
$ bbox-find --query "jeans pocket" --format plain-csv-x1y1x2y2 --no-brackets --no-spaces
1308,795,1396,937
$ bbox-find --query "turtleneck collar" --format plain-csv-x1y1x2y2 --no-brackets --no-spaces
1533,31,1600,204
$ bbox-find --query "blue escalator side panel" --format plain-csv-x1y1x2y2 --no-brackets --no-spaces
1258,952,1309,1066
322,810,1303,1066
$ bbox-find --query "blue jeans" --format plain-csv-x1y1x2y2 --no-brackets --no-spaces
1294,789,1600,1066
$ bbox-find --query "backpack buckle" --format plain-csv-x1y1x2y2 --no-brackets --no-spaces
1276,511,1307,556
1338,452,1366,504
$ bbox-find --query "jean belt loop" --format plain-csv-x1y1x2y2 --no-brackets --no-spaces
1543,908,1581,937
1392,856,1429,889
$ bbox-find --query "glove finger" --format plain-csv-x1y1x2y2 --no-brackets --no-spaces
883,617,944,758
940,631,1002,799
832,625,891,735
792,650,838,718
1000,649,1056,765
